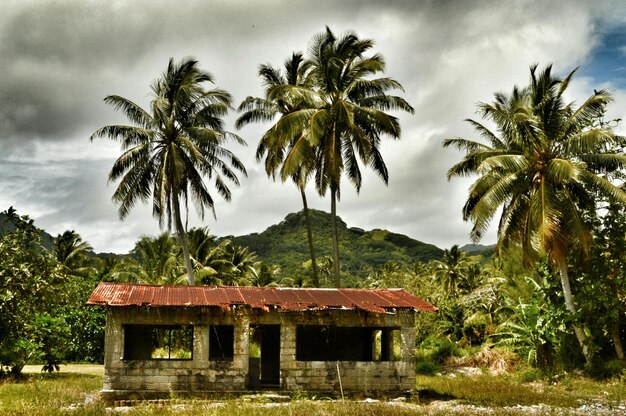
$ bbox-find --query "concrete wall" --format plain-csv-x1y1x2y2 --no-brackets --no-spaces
278,309,416,393
101,306,416,400
102,306,249,400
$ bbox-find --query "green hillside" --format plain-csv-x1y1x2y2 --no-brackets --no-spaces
0,209,54,250
460,243,496,257
225,209,443,278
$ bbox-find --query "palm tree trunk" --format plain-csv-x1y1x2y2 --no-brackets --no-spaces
172,194,195,285
556,258,591,364
330,188,341,287
612,317,625,360
300,187,320,287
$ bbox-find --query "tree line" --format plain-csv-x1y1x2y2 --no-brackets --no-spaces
4,203,626,376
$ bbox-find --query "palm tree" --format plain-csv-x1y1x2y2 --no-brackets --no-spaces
247,262,281,287
445,64,626,363
119,233,186,285
90,58,246,285
190,238,257,286
275,28,414,286
431,245,469,295
185,226,216,274
237,53,322,287
53,230,94,277
224,243,258,285
193,239,232,285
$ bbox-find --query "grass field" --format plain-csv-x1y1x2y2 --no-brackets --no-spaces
1,364,625,415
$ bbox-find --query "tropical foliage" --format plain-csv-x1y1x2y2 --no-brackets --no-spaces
237,52,321,286
445,64,626,363
0,209,104,376
240,28,414,286
228,209,443,282
4,31,626,381
90,58,247,285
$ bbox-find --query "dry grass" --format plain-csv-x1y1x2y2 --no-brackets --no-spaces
1,364,625,415
416,372,626,408
21,364,104,376
444,347,515,375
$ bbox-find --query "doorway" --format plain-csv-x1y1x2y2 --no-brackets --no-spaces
248,324,281,388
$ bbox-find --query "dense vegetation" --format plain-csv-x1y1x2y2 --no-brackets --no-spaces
2,26,626,394
227,209,443,281
3,201,626,379
0,210,105,376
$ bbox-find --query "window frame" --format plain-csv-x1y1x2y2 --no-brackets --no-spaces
122,324,194,361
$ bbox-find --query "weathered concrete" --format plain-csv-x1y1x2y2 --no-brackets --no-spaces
101,306,418,401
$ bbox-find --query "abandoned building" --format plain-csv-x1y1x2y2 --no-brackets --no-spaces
87,282,437,400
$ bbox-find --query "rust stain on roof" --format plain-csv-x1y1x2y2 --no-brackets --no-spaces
86,282,437,313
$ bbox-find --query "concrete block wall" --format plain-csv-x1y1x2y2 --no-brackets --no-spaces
102,306,249,399
101,306,417,399
278,309,416,393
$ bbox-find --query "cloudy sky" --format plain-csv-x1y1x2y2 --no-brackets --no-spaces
1,0,626,254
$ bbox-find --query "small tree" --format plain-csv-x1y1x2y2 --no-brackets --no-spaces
0,209,67,376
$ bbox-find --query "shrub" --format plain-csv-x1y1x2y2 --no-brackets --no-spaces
415,359,438,375
430,340,461,363
587,359,626,379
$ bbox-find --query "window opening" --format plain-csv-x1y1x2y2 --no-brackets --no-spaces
123,325,193,360
209,325,234,361
296,326,401,361
375,328,401,361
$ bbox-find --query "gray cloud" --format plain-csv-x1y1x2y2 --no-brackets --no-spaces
0,0,624,254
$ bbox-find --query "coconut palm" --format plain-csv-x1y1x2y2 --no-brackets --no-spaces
90,58,246,285
190,238,257,286
53,230,94,277
274,28,414,286
185,227,217,271
224,243,258,285
117,233,186,285
247,262,281,287
237,53,322,287
431,245,469,295
193,239,232,285
445,64,626,363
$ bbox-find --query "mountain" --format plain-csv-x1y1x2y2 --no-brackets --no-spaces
2,207,446,279
0,209,55,250
459,243,496,256
224,209,444,278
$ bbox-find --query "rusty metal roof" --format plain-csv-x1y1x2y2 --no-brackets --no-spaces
86,282,437,313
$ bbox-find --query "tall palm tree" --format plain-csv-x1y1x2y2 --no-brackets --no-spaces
190,238,257,286
445,64,626,363
273,28,414,286
224,243,258,285
193,239,232,285
90,58,246,285
246,262,281,287
185,226,216,270
236,53,322,287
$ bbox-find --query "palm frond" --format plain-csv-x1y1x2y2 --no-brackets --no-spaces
102,95,154,128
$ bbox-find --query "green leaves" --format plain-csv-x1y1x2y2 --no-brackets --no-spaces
91,58,247,284
447,64,626,264
0,210,69,375
447,64,626,363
